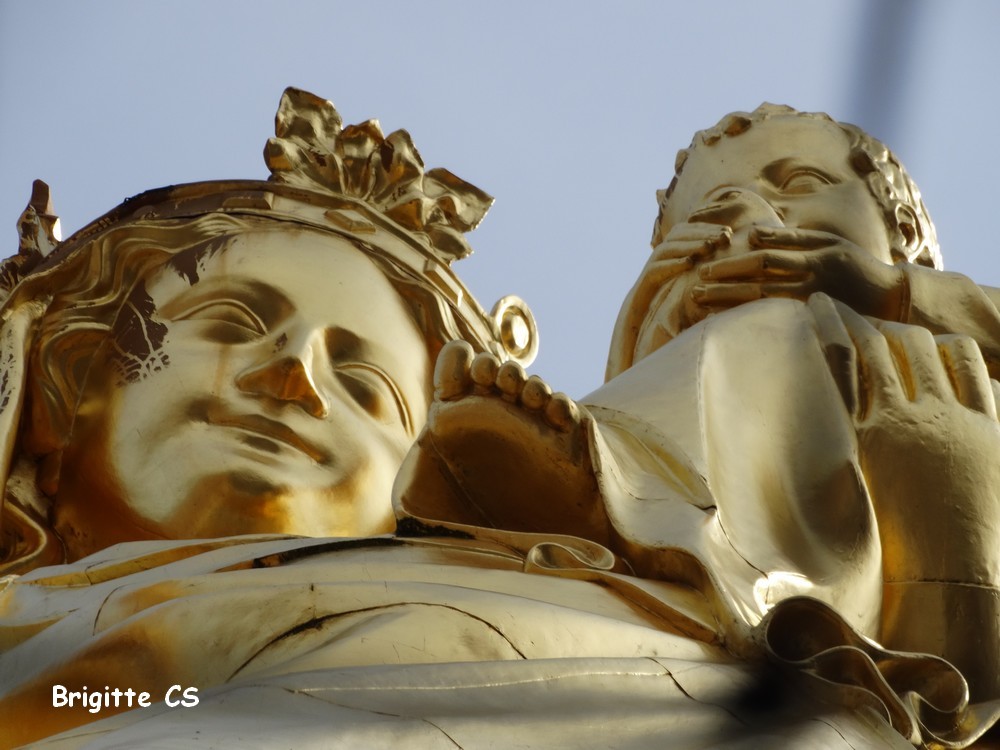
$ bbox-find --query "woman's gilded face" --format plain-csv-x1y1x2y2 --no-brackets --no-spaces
53,228,432,557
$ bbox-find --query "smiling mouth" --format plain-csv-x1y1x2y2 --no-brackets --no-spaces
209,412,329,463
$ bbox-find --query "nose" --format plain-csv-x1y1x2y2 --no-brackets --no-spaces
693,187,784,228
235,332,330,418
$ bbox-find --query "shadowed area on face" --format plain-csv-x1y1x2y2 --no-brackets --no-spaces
51,228,432,558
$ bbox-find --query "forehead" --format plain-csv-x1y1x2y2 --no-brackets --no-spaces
147,228,426,362
667,117,856,212
153,228,400,315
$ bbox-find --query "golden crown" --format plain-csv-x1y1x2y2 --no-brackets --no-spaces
266,87,493,262
5,87,537,365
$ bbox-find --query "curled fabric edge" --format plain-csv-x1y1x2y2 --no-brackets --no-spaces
757,596,1000,748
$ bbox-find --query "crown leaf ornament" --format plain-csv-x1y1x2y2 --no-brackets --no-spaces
6,88,537,366
3,181,61,299
264,87,493,262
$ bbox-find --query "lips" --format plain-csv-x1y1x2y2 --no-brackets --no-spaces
206,409,330,463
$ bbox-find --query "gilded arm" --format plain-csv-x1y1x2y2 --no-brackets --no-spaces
903,265,1000,377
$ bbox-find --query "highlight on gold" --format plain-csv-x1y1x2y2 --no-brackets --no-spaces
3,93,1000,748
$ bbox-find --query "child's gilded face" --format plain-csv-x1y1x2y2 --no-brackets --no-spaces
664,116,893,264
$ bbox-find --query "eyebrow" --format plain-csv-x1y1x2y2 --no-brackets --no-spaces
160,278,293,328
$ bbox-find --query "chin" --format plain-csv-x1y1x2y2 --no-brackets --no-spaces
152,472,299,538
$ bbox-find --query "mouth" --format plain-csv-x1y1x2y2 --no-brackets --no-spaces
207,411,329,463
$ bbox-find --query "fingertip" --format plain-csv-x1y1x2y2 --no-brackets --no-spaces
806,291,838,323
644,257,693,286
748,225,771,247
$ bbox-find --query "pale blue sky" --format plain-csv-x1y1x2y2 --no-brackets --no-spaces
2,1,999,397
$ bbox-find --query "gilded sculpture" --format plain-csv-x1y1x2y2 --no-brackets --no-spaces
2,92,1000,748
0,88,536,573
401,106,1000,746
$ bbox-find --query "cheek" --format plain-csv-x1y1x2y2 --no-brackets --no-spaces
855,202,895,263
789,189,893,261
833,198,894,263
332,410,413,471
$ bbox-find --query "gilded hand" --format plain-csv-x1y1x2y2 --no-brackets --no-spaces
637,221,732,337
622,221,733,359
695,227,907,322
647,221,732,285
808,293,1000,586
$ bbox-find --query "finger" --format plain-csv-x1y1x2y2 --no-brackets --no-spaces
637,258,694,295
874,321,950,402
807,292,858,416
750,226,838,251
663,222,733,245
699,251,812,281
830,300,902,415
937,334,997,418
691,280,815,306
690,282,761,307
651,239,723,263
636,258,694,289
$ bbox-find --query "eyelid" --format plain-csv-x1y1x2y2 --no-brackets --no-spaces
174,299,267,334
335,362,412,434
780,169,834,191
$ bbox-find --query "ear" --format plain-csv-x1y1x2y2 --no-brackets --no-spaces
894,204,921,260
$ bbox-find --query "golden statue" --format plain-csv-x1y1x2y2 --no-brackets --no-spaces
399,105,1000,748
0,88,538,572
2,95,1000,748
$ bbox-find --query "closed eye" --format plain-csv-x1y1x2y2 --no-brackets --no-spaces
174,300,268,341
780,169,834,194
335,362,412,434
